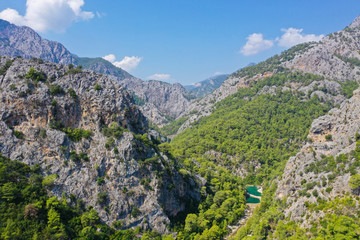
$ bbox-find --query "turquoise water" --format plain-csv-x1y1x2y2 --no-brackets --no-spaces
246,186,261,204
246,196,260,203
247,186,261,196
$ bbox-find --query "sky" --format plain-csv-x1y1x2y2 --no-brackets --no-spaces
0,1,359,85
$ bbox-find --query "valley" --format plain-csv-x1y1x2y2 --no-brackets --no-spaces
0,6,360,240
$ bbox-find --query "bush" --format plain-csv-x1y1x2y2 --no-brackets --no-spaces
26,67,47,82
97,177,105,185
105,137,115,149
131,206,141,218
49,84,65,96
67,88,77,100
14,130,24,139
325,134,333,141
39,128,47,138
97,192,108,205
94,84,102,91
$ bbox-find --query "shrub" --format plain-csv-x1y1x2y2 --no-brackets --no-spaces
105,137,115,149
14,130,24,139
49,84,65,96
325,134,333,141
67,88,77,100
26,67,47,82
94,84,102,91
97,177,105,185
97,192,108,205
39,128,47,138
9,84,16,91
131,206,141,218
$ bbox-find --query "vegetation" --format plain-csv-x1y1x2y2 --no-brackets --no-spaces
0,154,168,239
49,84,65,96
0,60,13,75
94,84,102,91
49,120,92,142
26,67,47,82
157,116,189,137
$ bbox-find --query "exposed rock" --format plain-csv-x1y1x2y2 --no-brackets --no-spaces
0,56,200,233
0,19,75,65
276,88,360,226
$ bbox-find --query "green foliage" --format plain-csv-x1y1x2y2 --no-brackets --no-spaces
94,84,102,91
9,84,16,91
49,84,65,96
102,122,126,139
26,67,47,82
97,192,108,206
67,88,77,100
42,174,58,187
66,65,83,74
13,130,25,139
132,92,145,106
0,60,13,75
97,176,105,185
325,134,333,141
340,80,359,98
158,116,189,137
63,127,92,142
131,206,141,218
39,128,47,138
335,53,360,67
0,155,124,239
349,174,360,191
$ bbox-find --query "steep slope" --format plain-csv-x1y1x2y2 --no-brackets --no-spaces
185,74,229,98
0,19,75,65
174,16,360,137
0,56,200,233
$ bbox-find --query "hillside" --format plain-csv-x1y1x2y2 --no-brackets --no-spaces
0,56,200,235
172,16,360,137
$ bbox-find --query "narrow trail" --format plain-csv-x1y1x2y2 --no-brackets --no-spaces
225,203,260,239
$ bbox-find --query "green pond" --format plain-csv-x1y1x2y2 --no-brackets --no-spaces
246,186,261,204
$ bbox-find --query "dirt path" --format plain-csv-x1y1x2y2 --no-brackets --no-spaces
225,203,260,239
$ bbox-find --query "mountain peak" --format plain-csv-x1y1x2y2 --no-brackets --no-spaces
348,15,360,29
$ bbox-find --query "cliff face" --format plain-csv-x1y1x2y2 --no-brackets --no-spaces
276,88,360,227
0,20,75,65
0,56,200,233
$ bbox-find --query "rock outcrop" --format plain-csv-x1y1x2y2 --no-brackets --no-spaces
276,88,360,227
0,56,200,233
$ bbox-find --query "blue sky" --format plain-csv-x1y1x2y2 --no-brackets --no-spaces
0,0,359,85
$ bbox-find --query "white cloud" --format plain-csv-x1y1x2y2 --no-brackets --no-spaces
240,33,274,56
277,28,324,47
147,73,171,81
102,54,116,63
0,0,94,33
102,54,142,72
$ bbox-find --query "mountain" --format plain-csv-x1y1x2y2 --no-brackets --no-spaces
0,18,194,125
185,74,229,98
170,16,360,137
0,19,75,65
0,56,200,234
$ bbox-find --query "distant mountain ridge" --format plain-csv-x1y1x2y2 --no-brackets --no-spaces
185,74,229,98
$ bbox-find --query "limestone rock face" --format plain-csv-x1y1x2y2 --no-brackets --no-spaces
0,57,200,233
276,88,360,226
0,20,75,65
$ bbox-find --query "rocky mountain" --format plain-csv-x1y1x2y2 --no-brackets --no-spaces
185,74,229,98
276,87,360,228
0,18,195,125
173,16,360,137
0,19,75,65
0,56,200,233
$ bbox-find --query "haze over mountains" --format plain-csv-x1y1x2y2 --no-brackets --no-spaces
1,14,360,240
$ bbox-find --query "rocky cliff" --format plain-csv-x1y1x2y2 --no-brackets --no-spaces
0,56,200,233
275,87,360,228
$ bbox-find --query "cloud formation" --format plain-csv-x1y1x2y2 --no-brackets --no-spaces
0,0,94,33
102,54,143,72
277,28,324,47
240,28,324,56
147,74,171,81
240,33,274,56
